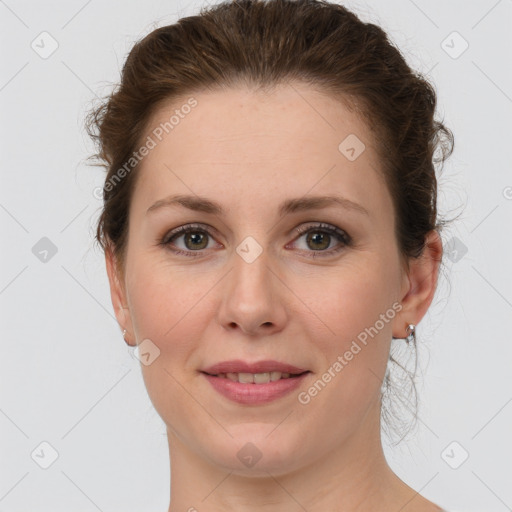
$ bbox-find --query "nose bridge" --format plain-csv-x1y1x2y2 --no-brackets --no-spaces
217,237,287,335
230,240,274,310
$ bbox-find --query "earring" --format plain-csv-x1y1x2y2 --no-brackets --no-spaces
122,329,127,339
405,323,416,345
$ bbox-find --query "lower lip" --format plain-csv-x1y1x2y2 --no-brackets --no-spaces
201,372,310,405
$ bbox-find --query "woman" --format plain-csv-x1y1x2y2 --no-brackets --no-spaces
87,0,455,509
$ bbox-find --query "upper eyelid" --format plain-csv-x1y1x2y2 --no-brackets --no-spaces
164,223,219,239
165,222,345,237
292,222,348,236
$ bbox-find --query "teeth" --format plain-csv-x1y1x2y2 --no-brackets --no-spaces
239,372,254,383
254,372,270,384
217,371,293,383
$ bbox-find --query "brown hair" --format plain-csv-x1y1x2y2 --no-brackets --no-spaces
86,0,454,442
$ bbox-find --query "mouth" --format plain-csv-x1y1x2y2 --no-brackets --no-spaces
199,360,312,405
200,370,310,384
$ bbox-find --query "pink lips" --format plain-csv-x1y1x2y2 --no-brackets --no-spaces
200,359,311,405
201,359,309,375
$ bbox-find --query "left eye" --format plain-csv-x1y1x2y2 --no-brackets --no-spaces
288,223,351,257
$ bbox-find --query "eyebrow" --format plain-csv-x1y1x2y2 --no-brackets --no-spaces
146,194,369,217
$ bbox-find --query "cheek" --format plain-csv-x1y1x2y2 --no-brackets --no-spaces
294,259,397,399
125,259,216,398
125,265,213,422
292,269,396,421
297,260,397,341
126,253,210,338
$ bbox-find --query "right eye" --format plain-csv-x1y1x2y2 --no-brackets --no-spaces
160,223,221,257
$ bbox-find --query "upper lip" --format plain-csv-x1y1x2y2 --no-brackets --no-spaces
201,359,310,375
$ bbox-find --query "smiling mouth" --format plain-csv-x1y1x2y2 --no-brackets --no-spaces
201,370,310,384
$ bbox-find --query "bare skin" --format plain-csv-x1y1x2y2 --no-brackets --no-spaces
105,81,444,511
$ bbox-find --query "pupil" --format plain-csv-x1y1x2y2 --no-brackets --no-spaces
308,232,329,250
186,232,207,249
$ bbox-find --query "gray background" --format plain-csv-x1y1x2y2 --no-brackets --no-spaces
1,0,511,510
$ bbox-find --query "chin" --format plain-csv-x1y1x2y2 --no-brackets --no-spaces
202,426,305,476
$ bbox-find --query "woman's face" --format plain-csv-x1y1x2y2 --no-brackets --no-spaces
108,82,418,475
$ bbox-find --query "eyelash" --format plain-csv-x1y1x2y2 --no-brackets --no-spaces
159,222,351,259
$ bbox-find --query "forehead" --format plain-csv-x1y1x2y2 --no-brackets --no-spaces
144,84,375,164
132,83,391,221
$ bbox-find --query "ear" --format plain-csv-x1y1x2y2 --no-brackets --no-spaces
105,244,136,346
392,230,443,338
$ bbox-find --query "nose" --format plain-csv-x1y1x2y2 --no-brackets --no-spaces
217,246,288,337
